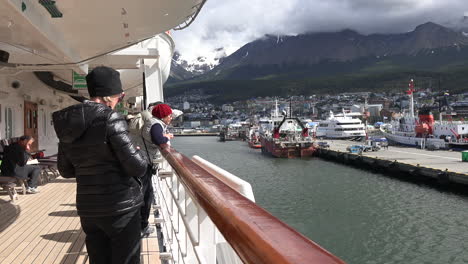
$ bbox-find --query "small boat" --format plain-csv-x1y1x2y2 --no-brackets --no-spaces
248,140,262,149
219,124,242,141
248,127,262,149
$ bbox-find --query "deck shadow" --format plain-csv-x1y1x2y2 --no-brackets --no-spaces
49,210,78,217
50,178,76,183
0,199,21,232
60,203,76,207
41,229,81,243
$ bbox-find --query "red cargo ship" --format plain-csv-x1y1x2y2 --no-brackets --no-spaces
260,117,316,158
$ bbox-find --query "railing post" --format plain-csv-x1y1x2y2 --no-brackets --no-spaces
215,231,243,264
197,209,216,264
153,170,174,263
185,195,199,262
178,180,187,258
171,174,181,263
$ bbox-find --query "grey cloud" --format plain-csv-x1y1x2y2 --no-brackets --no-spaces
172,0,468,62
346,0,419,11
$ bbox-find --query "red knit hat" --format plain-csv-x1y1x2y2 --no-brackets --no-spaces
152,104,172,119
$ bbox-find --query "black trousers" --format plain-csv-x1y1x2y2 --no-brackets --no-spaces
80,209,141,264
141,170,154,230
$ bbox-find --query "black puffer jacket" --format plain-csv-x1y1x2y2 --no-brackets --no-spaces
52,101,147,217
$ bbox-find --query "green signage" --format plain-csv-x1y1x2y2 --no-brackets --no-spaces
72,71,87,89
115,102,128,115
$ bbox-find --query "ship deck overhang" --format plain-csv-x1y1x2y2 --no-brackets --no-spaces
0,0,204,69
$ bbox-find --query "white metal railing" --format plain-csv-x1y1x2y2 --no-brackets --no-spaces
152,156,244,264
151,145,345,264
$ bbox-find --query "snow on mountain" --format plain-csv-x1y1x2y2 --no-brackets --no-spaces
173,48,227,76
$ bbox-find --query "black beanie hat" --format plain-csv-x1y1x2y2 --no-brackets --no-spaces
86,66,123,97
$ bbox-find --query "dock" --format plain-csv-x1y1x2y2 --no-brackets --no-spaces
0,177,161,264
317,140,468,186
173,132,219,136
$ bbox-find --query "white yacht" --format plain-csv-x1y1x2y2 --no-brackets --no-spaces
316,111,366,139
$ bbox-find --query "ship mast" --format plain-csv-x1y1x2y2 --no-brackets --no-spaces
409,92,415,118
275,99,279,118
364,94,368,140
289,98,292,118
408,79,415,118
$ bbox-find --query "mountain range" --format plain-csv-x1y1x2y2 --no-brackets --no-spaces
166,22,468,102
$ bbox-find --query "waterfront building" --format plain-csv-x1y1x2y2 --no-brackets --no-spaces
183,101,191,110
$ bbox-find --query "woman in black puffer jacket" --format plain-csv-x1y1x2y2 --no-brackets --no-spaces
53,66,147,264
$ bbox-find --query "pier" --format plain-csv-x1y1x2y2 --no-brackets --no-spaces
316,140,468,186
172,132,219,136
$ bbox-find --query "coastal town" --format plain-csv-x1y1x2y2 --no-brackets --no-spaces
166,86,468,132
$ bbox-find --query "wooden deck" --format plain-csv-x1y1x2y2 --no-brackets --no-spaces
0,177,161,264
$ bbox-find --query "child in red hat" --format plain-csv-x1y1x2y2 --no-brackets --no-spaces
150,104,174,144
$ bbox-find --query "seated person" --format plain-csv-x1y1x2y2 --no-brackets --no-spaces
0,135,41,194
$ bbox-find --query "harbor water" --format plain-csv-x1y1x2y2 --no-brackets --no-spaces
172,136,468,264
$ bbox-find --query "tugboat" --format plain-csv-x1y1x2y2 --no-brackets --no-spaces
248,127,262,149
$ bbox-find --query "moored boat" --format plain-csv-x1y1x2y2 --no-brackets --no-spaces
219,123,242,141
316,111,366,140
260,116,316,158
248,127,262,148
381,108,447,149
248,140,262,149
381,81,468,150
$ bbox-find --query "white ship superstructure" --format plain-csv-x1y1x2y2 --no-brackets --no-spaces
258,99,284,138
316,111,366,139
433,121,468,140
0,0,204,154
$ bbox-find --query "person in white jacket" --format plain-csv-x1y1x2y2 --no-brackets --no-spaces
127,102,182,237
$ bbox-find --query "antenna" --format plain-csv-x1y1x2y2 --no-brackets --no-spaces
407,79,415,118
289,97,292,118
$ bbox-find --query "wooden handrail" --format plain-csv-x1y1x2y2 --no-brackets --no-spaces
159,145,346,264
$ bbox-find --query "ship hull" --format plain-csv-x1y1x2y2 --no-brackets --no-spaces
260,138,316,158
316,135,365,140
448,142,468,150
381,130,447,149
248,141,262,149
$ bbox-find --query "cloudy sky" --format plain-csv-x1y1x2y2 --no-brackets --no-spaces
172,0,468,62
